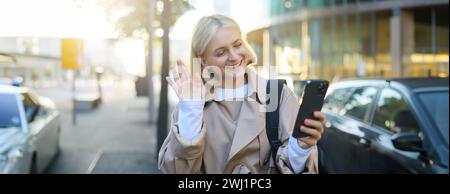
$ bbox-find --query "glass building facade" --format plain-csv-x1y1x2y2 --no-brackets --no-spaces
246,0,449,81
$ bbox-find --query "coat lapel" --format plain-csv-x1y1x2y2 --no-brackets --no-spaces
202,66,270,163
226,97,266,162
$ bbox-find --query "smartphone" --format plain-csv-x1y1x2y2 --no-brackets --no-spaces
292,80,329,138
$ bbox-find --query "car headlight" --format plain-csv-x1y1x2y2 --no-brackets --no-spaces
0,149,24,174
0,149,24,165
6,149,24,163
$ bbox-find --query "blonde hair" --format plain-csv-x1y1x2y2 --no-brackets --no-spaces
190,14,257,70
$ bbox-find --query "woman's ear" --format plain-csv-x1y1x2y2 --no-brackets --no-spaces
246,57,254,65
201,57,207,67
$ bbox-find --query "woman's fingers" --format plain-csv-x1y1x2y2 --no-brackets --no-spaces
300,126,322,140
314,111,325,122
177,60,190,81
297,112,326,148
167,59,205,100
304,119,324,134
165,76,177,90
299,138,317,147
170,64,180,82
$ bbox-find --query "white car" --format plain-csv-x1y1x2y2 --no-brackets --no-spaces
0,85,60,174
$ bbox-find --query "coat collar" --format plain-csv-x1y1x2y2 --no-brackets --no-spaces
204,67,269,104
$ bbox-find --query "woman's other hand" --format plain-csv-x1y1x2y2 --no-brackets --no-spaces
296,111,325,149
166,59,205,100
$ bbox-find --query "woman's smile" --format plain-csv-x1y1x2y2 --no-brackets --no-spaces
225,59,243,71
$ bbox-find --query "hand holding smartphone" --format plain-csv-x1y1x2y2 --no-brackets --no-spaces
292,80,329,138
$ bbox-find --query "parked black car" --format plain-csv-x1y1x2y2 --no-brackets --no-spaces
318,77,448,174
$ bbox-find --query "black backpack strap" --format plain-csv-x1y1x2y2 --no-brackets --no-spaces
265,79,286,170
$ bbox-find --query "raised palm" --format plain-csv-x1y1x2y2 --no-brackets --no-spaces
166,60,205,100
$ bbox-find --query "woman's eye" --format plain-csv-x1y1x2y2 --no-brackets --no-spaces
216,51,225,57
234,42,242,47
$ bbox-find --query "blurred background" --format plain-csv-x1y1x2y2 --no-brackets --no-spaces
0,0,448,174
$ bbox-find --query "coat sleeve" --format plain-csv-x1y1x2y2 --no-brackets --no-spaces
274,86,319,174
157,104,206,174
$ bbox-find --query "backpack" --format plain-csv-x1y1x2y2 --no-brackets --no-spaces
265,79,286,172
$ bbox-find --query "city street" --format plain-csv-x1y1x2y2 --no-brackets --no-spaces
35,79,164,174
0,0,448,175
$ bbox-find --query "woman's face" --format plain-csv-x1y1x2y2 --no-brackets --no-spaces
201,26,251,88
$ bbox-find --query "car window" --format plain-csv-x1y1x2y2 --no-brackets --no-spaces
37,106,49,117
21,93,40,123
323,87,356,115
342,87,378,121
373,88,422,136
418,91,449,145
0,94,22,128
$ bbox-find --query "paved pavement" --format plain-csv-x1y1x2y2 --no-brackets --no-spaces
33,78,173,174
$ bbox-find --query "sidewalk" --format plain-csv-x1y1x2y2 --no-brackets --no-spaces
35,79,163,174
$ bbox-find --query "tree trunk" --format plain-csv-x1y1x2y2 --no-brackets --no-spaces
157,0,171,152
147,0,155,124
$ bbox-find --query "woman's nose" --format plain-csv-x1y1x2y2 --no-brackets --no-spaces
227,50,240,62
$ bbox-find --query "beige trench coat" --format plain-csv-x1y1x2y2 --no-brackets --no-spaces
158,67,319,174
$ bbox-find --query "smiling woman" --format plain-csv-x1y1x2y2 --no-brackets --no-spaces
158,14,326,174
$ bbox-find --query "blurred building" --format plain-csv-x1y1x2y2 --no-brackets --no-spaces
0,37,133,87
245,0,449,81
0,37,62,87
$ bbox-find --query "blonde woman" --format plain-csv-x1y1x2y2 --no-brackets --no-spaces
158,14,325,174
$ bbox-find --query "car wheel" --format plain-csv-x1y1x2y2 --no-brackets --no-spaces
318,147,328,174
29,153,37,174
55,126,61,155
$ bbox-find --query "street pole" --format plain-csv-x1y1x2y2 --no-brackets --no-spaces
157,0,171,153
147,0,155,124
96,67,103,103
72,70,77,125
